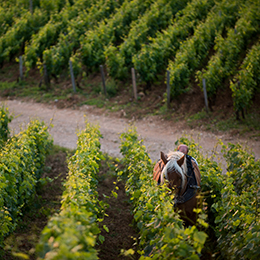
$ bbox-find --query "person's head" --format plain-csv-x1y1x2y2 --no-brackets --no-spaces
177,144,189,155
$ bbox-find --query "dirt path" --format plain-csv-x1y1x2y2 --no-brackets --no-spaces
2,99,260,165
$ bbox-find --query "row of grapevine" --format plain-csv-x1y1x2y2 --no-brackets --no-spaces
24,5,77,70
0,119,52,249
0,0,74,66
0,9,49,65
0,5,26,37
78,0,154,72
176,136,260,259
104,0,189,80
0,106,12,147
119,127,260,258
132,0,215,85
230,42,260,115
2,0,68,14
1,0,260,115
36,121,106,259
196,1,260,104
213,143,260,259
26,0,124,73
167,0,246,98
119,128,208,259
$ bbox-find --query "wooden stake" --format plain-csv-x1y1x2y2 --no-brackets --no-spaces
131,68,137,101
167,70,170,108
69,60,76,93
100,65,107,96
202,78,209,113
19,56,23,80
30,0,33,14
43,64,50,90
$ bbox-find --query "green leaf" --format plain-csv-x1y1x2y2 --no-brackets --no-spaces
193,231,207,244
12,252,29,259
111,190,118,199
99,234,105,244
121,248,135,256
103,225,109,233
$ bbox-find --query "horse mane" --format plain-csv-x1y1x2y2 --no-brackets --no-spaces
161,151,187,190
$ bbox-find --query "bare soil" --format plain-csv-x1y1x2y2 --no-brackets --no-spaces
96,159,139,260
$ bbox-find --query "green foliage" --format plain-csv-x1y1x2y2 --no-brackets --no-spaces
1,0,260,114
119,128,208,259
0,9,49,65
196,2,260,101
132,0,215,84
0,106,12,147
167,0,244,98
0,4,26,38
38,0,123,76
213,143,260,259
80,0,152,72
0,119,52,249
105,0,189,80
230,42,260,113
36,121,105,259
24,15,68,70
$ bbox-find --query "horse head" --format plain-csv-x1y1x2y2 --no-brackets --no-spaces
160,151,188,195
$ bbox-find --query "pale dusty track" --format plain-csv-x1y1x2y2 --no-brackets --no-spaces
2,99,260,169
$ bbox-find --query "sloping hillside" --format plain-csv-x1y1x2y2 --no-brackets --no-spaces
0,0,260,122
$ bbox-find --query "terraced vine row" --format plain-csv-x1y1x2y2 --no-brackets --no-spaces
196,2,260,106
37,0,125,77
230,41,260,116
132,0,215,85
104,0,189,80
79,0,153,73
1,0,260,114
167,0,246,98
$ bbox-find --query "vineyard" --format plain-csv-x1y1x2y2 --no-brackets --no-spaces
0,104,259,259
0,0,260,120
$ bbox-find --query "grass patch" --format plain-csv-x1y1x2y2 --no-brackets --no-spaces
186,108,260,135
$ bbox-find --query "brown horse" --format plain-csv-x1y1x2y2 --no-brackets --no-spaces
153,150,201,226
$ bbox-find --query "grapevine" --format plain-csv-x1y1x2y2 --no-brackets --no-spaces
0,119,52,248
167,0,246,98
230,42,260,117
196,2,260,107
132,0,215,85
105,0,189,80
36,121,105,259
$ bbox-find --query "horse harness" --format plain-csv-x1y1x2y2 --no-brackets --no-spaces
174,155,200,205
